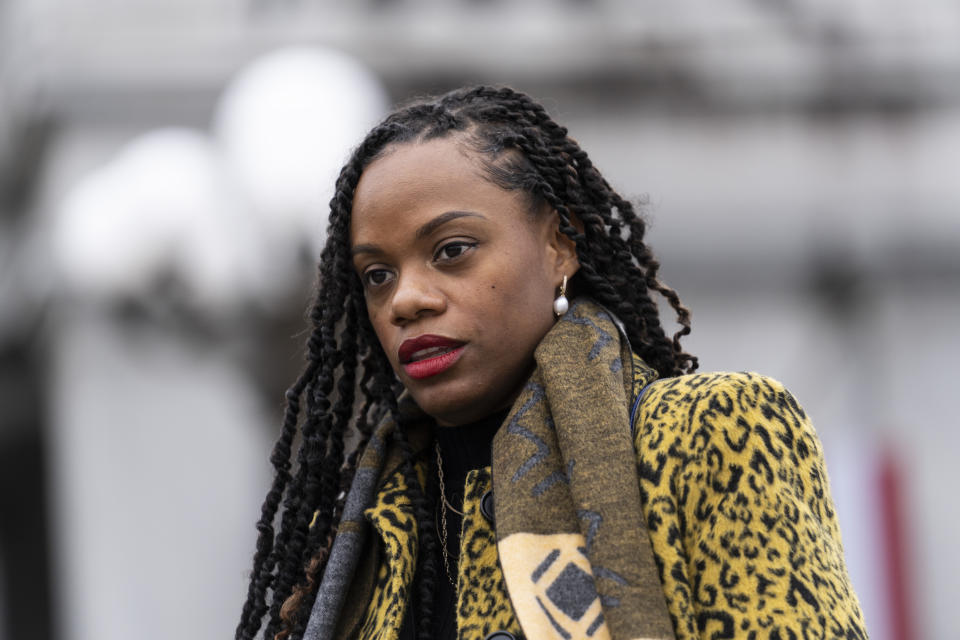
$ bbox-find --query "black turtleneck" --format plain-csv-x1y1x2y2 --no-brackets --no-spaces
400,408,509,640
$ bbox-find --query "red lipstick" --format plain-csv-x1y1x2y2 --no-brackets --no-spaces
398,335,466,380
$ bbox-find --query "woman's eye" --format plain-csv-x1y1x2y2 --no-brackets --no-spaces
362,268,394,288
434,241,476,262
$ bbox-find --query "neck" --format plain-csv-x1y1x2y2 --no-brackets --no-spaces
434,408,509,482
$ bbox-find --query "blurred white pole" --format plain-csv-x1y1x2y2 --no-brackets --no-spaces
47,307,271,640
46,129,275,640
45,47,388,640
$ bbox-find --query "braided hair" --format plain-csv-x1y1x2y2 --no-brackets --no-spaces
236,85,698,640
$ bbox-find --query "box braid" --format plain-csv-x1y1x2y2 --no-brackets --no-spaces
237,85,697,640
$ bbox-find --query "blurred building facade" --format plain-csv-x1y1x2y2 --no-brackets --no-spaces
1,1,959,639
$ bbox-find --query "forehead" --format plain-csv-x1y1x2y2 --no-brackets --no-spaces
356,138,479,202
350,138,528,241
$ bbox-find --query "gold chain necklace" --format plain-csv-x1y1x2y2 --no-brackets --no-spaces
435,441,463,591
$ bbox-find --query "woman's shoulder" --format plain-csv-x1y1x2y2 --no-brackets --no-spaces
633,369,823,469
642,369,797,400
630,370,867,639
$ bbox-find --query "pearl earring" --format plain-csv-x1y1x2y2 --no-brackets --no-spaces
553,275,569,317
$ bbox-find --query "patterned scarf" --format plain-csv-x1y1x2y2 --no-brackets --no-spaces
491,299,675,640
303,299,675,640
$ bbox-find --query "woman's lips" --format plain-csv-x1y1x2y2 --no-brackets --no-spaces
398,335,466,380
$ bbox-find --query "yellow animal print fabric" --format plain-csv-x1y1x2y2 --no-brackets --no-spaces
357,468,419,640
356,365,867,639
634,368,867,640
456,468,524,639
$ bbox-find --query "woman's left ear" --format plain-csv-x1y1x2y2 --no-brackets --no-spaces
545,209,581,279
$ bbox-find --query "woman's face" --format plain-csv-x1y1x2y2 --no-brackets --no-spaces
350,137,578,426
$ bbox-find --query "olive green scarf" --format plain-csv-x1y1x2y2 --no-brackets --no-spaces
491,299,675,640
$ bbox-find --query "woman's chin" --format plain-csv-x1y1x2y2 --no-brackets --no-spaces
410,379,521,427
411,390,491,427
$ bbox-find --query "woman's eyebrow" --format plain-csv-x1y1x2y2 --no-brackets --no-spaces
351,210,486,257
415,210,485,240
350,243,381,257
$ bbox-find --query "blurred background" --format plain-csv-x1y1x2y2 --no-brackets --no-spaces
1,1,958,639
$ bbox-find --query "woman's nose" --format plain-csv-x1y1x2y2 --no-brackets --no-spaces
389,270,445,326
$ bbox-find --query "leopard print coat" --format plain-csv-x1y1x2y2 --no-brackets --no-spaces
345,363,868,640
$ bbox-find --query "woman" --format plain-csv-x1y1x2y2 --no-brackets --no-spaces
237,86,867,640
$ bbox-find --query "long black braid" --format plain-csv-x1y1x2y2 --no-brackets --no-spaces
236,85,698,640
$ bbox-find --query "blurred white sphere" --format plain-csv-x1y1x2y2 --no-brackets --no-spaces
51,48,388,312
51,128,273,309
213,46,389,256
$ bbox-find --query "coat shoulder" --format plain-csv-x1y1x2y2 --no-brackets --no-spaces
633,370,817,462
630,370,869,640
